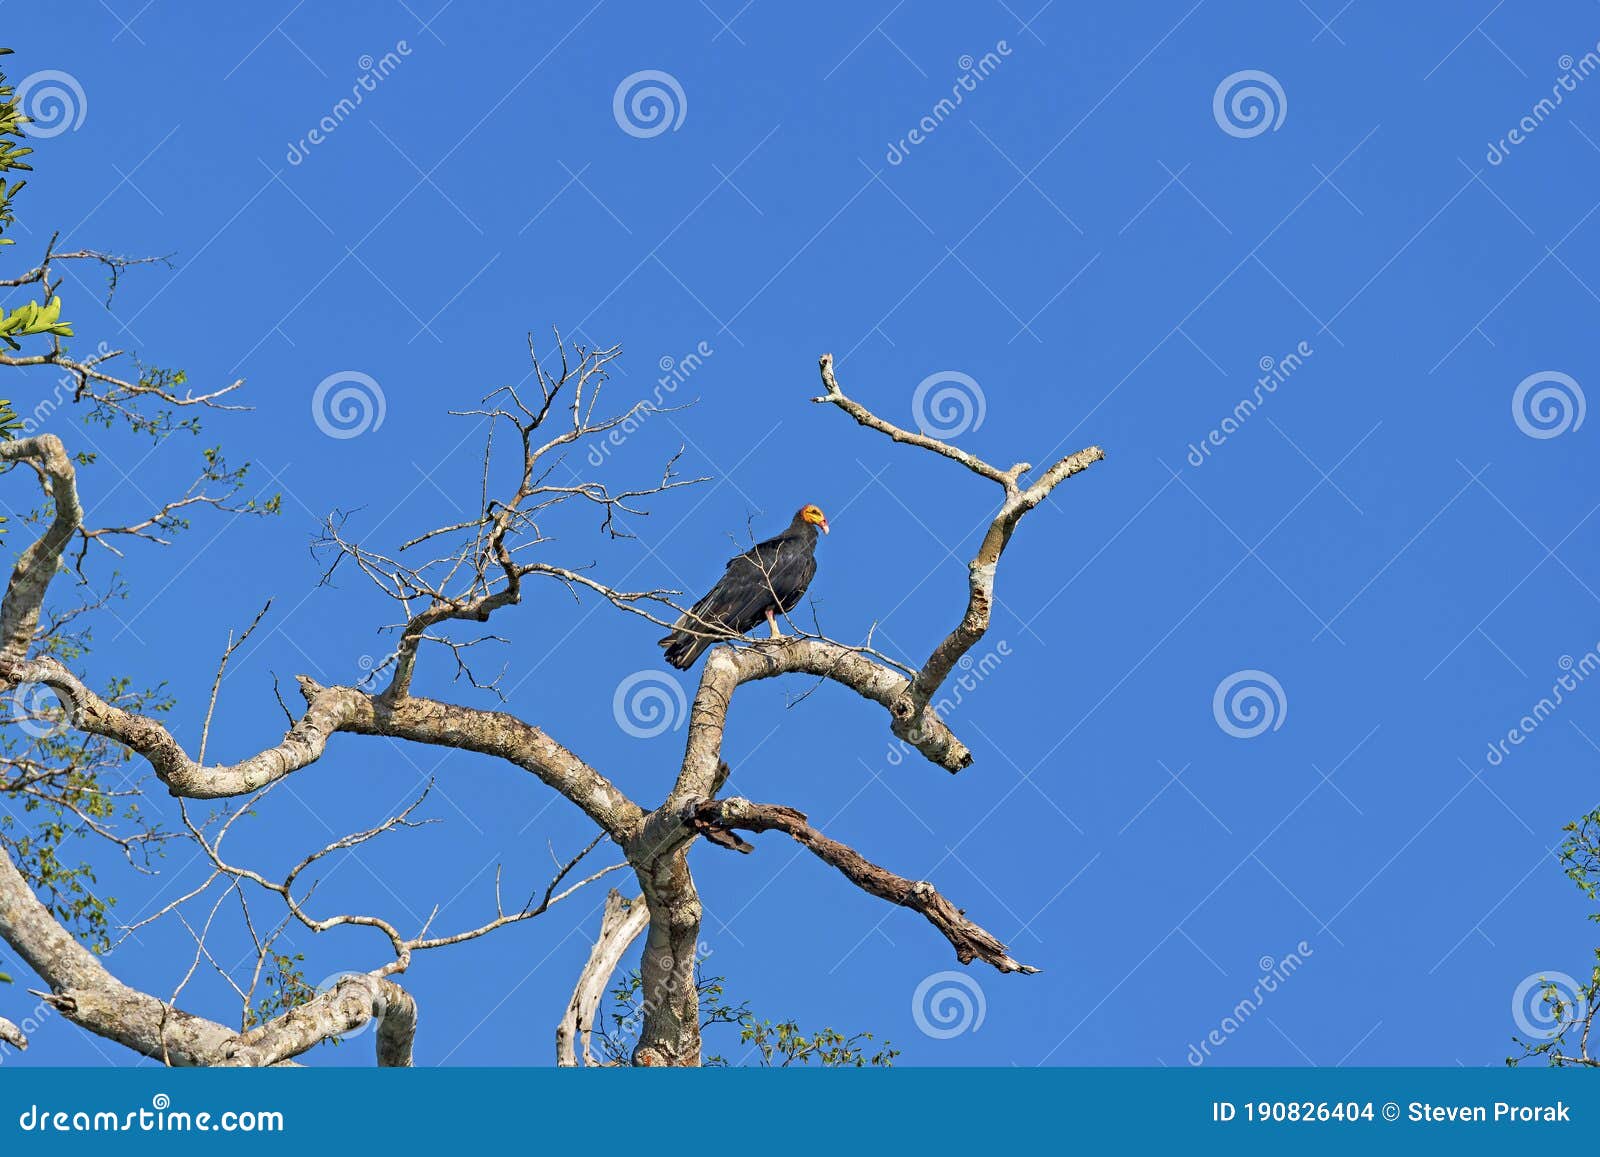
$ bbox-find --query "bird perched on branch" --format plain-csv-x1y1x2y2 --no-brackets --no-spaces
658,504,830,670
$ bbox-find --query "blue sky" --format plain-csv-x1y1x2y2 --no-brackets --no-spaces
3,0,1599,1067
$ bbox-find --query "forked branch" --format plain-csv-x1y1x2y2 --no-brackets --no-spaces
814,352,1104,729
688,795,1037,974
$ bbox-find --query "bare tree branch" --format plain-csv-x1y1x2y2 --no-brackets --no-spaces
812,352,1022,485
556,889,649,1067
0,233,244,430
0,233,172,305
688,795,1037,974
199,599,273,764
317,332,703,701
815,353,1104,725
0,339,1100,1068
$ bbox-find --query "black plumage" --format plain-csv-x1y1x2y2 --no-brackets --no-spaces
658,504,829,669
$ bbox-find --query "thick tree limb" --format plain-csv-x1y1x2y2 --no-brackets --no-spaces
629,855,703,1067
1,838,236,1064
0,434,82,671
633,639,971,865
0,1016,26,1050
908,443,1105,710
227,975,417,1067
556,889,649,1067
688,796,1038,974
0,658,641,838
1,837,416,1065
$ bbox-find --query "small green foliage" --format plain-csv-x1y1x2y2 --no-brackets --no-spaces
0,47,35,248
198,445,281,518
80,365,190,441
599,965,897,1067
734,1018,899,1069
1,580,176,953
244,952,317,1031
0,48,280,1010
0,294,72,350
2,826,114,952
0,50,64,446
1509,808,1600,1067
1558,808,1600,918
0,53,72,361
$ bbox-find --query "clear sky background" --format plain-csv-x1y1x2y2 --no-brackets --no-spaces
3,0,1599,1067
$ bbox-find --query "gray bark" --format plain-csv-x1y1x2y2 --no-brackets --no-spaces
0,349,1104,1068
556,889,648,1067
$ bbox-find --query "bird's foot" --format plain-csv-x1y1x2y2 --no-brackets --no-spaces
765,610,784,639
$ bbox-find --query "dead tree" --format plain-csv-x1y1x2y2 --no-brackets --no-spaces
0,322,1102,1065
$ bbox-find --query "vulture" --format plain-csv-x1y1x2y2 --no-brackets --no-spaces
658,504,829,669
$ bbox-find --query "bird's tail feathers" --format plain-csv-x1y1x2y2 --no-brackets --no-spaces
659,631,708,670
658,610,725,670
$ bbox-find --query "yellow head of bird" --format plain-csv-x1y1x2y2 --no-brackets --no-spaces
800,504,830,535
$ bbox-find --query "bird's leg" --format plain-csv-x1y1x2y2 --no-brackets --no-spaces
765,607,783,638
